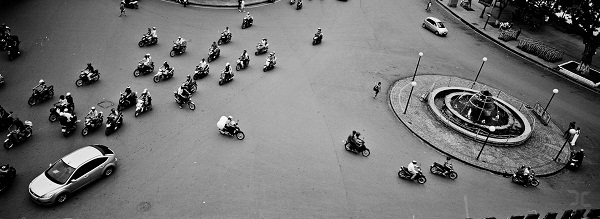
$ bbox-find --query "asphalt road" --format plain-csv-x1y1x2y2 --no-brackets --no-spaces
0,0,598,218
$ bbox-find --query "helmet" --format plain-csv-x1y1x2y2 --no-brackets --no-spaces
91,106,96,110
178,36,182,40
226,62,230,66
64,108,69,112
580,149,584,152
247,12,250,15
163,61,168,65
318,28,321,30
228,116,233,119
66,92,71,96
355,132,361,137
0,165,7,171
39,79,45,84
201,58,205,61
143,88,148,94
262,38,266,40
187,75,191,79
60,95,65,99
272,51,275,54
153,27,156,30
412,160,417,164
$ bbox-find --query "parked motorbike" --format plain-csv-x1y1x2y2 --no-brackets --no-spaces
105,113,123,136
218,71,234,85
82,114,103,136
61,115,79,137
170,43,187,57
123,0,138,9
4,121,33,149
263,59,276,72
255,43,268,55
218,33,232,45
28,85,54,106
193,65,209,79
138,34,157,47
135,98,152,117
207,47,220,62
76,69,100,87
567,150,584,170
242,17,253,29
117,92,138,111
154,67,174,83
182,80,198,93
342,137,370,157
133,61,154,77
296,0,302,9
430,162,458,179
174,92,196,110
0,164,17,193
312,34,322,45
236,57,250,71
219,122,245,140
398,166,427,184
511,170,539,187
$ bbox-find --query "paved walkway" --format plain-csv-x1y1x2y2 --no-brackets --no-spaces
435,0,600,90
186,0,272,7
390,75,571,176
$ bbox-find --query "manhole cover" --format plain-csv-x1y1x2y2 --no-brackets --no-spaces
137,202,151,212
98,100,115,109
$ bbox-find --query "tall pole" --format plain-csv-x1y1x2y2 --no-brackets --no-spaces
543,89,559,115
471,57,487,89
412,52,424,81
480,5,488,18
555,129,576,161
403,81,417,114
476,126,495,160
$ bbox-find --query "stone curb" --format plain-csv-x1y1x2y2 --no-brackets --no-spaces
434,0,599,92
187,0,273,8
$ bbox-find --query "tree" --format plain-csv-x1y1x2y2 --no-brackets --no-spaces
571,0,600,74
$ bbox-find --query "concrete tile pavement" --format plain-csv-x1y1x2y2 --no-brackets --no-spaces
435,0,600,89
389,75,570,176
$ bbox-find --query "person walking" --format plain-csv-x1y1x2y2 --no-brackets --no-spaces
564,121,575,139
240,0,246,12
426,0,432,11
570,127,581,146
373,82,382,98
119,2,126,17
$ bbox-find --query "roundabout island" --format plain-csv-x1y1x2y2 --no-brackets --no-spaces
390,75,571,176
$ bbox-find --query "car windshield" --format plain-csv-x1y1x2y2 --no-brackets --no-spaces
437,22,445,28
45,159,76,184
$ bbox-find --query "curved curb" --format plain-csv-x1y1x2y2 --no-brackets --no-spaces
434,0,600,93
187,0,273,8
388,75,568,177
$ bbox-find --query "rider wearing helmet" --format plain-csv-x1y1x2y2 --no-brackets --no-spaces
175,36,184,50
407,160,419,180
223,27,231,37
151,27,157,39
33,79,47,95
316,28,323,39
210,41,219,54
223,62,233,79
240,50,249,67
140,88,152,106
87,106,99,120
267,51,277,65
198,58,209,71
245,12,253,23
224,116,236,134
176,85,191,109
142,53,153,71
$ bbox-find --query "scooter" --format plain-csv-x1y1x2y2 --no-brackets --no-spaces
28,85,54,106
138,34,157,47
312,34,322,45
61,116,79,137
398,166,427,184
105,113,123,136
218,71,234,85
135,98,152,117
430,162,458,179
511,171,539,187
4,121,33,150
342,137,370,157
219,121,245,140
123,0,139,9
263,59,276,72
255,43,268,55
82,114,103,136
153,67,174,83
133,61,154,77
567,151,584,170
207,47,220,62
218,33,232,45
193,65,209,79
174,92,196,110
296,0,302,10
75,70,100,87
236,57,250,71
0,164,16,192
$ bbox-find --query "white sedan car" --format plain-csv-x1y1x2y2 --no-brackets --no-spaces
423,17,448,36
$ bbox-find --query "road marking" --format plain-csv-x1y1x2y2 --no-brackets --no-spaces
464,195,469,219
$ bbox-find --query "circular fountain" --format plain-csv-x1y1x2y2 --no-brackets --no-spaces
428,87,532,146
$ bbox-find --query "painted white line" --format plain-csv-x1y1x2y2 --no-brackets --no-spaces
464,195,469,219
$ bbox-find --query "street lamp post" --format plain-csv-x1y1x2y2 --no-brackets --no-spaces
483,13,491,30
476,126,495,160
471,57,487,89
555,129,576,161
543,89,559,116
480,5,488,18
412,52,424,81
403,81,417,114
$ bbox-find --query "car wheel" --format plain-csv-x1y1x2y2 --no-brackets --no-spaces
435,31,439,35
104,167,115,177
56,193,68,204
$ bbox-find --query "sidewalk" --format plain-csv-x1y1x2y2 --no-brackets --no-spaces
435,0,600,89
186,0,271,7
389,75,570,176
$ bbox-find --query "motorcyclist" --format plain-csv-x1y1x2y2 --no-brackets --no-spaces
198,58,209,71
55,95,68,112
352,131,364,150
176,85,190,109
123,86,136,104
210,41,220,54
145,28,152,38
151,27,157,40
65,92,74,112
59,108,74,126
240,50,249,67
32,79,47,95
515,165,531,184
244,12,253,23
224,116,236,134
175,36,185,50
442,157,452,175
260,38,268,49
223,62,233,80
267,51,277,65
140,88,152,106
160,61,173,76
183,75,194,89
108,108,121,123
222,27,231,38
12,117,26,138
141,53,153,71
87,106,99,120
0,165,10,177
83,63,97,82
315,28,323,39
408,160,419,180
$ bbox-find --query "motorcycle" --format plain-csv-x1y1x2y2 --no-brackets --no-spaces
296,0,302,10
193,65,209,79
219,122,245,140
0,108,13,129
178,0,188,7
6,41,20,61
242,17,253,29
207,47,220,62
0,164,16,192
263,59,275,72
511,170,539,187
429,162,458,180
218,33,232,45
236,57,250,71
28,85,54,106
105,113,123,136
135,98,152,117
218,71,234,85
48,103,67,122
398,166,427,184
174,92,196,110
567,151,584,170
82,115,103,136
182,80,198,93
255,43,268,55
75,69,101,87
342,137,370,157
138,34,157,47
60,115,79,137
312,34,322,45
133,61,154,77
4,121,33,149
170,42,187,57
123,0,139,9
117,92,138,111
153,67,174,83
